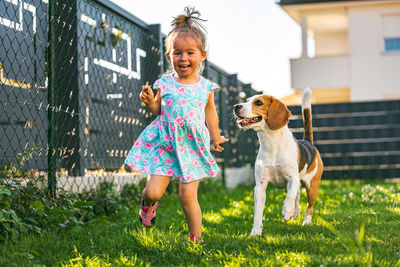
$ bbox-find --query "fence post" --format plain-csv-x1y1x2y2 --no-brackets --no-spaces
217,72,226,186
148,24,164,76
47,0,56,197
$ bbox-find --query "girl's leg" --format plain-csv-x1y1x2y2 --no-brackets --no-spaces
139,175,171,227
142,175,172,204
178,180,201,238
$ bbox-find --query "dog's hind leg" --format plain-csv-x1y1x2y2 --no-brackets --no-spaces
251,179,268,236
303,186,317,225
303,153,323,225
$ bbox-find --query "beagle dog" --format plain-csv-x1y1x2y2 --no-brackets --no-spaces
233,89,323,236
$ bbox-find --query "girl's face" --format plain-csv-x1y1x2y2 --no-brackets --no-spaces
168,35,206,84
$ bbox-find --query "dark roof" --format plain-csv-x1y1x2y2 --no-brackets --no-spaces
279,0,371,5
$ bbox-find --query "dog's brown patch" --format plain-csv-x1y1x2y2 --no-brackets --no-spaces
249,95,292,130
267,97,292,130
303,108,313,144
250,95,271,119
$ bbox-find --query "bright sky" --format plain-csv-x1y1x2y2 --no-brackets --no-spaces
110,0,301,98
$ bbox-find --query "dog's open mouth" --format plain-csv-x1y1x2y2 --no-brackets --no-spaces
236,116,262,126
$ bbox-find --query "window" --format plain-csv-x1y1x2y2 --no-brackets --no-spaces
385,38,400,52
382,14,400,52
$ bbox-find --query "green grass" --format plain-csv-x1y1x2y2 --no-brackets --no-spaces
1,179,400,266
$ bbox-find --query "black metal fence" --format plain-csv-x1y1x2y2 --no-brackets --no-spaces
206,62,259,169
288,100,400,180
0,0,258,192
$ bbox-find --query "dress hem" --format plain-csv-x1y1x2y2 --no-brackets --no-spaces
124,163,219,184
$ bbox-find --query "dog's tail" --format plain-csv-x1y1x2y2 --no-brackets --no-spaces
302,87,313,144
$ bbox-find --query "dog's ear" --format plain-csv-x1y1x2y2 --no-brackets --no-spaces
266,97,291,130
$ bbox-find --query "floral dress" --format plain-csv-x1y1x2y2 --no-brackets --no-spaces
125,74,220,183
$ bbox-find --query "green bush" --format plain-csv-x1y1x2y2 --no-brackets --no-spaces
0,145,146,242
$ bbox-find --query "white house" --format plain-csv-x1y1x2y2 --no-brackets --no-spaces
279,0,400,104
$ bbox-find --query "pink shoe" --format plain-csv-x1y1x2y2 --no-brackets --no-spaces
139,199,158,227
189,234,204,244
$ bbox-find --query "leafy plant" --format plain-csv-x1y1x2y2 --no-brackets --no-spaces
0,144,43,241
0,143,38,180
0,144,146,242
120,178,146,208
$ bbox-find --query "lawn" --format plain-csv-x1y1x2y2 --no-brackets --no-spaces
1,179,399,266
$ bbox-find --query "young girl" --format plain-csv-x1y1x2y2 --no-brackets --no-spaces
125,7,228,243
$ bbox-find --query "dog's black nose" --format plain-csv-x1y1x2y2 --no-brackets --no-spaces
234,104,242,112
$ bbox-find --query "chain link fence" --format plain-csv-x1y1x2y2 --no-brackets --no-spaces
1,0,258,193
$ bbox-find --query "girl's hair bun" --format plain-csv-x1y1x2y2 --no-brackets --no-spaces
170,6,207,33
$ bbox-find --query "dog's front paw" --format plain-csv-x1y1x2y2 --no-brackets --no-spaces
250,224,263,236
302,214,312,226
282,201,295,222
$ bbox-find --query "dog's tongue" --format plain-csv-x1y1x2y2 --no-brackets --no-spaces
237,118,250,125
237,118,250,124
237,117,261,125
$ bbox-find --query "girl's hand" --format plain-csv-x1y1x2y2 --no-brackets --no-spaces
140,85,155,105
213,136,229,152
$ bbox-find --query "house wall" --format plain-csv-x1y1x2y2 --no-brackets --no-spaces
290,55,350,89
314,31,348,57
348,4,400,101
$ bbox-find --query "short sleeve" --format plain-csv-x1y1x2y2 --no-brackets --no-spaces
209,81,220,92
153,78,162,89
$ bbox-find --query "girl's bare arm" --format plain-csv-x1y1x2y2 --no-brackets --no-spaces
205,91,228,152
